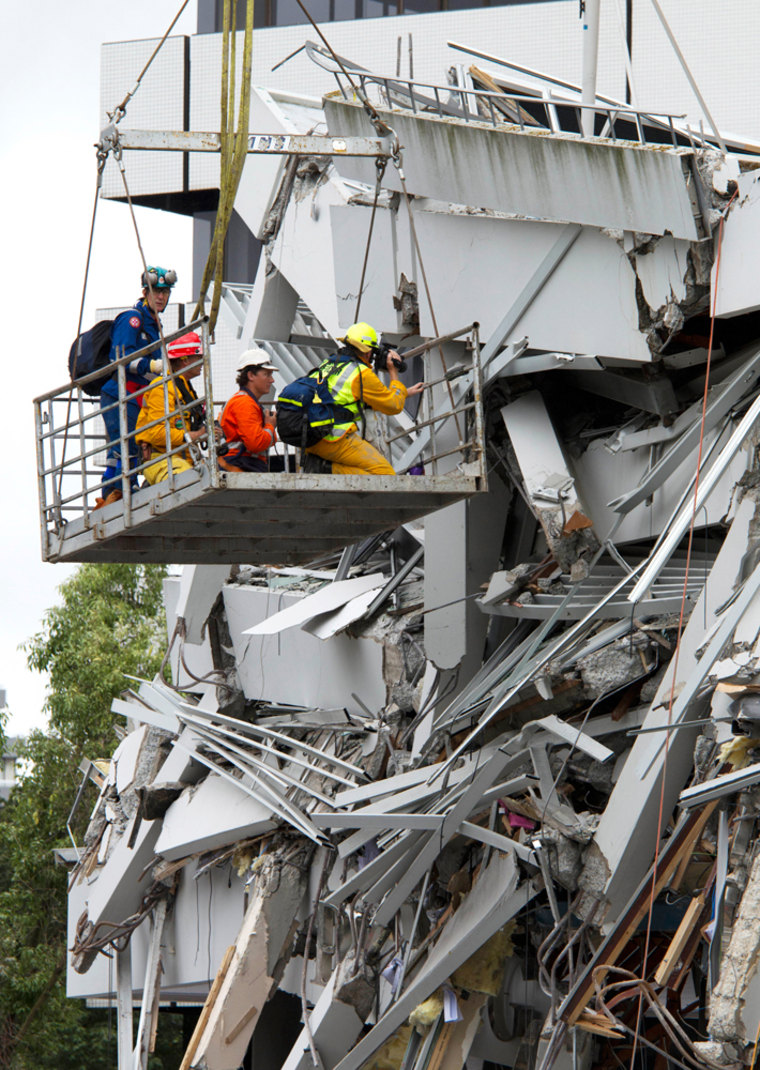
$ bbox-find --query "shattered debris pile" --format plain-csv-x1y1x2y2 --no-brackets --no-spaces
65,419,760,1069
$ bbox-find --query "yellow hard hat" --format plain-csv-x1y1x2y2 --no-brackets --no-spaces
342,322,378,354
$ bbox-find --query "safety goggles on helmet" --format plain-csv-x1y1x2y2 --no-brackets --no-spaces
142,265,178,290
341,322,378,354
166,332,202,360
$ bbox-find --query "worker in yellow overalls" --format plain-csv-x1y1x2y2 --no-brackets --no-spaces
135,332,207,485
305,322,424,475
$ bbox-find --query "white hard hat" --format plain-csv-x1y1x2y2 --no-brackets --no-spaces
236,347,277,373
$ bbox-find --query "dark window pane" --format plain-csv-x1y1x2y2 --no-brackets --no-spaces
362,0,398,14
332,0,359,17
402,0,440,12
271,0,330,24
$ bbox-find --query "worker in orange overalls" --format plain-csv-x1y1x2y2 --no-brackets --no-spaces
305,322,424,475
218,348,279,472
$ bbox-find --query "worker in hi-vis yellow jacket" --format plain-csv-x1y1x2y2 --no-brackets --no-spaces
305,322,424,475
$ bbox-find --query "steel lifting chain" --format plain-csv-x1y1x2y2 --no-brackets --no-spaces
354,156,389,321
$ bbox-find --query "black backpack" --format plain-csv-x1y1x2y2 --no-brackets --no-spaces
68,319,114,396
276,360,359,449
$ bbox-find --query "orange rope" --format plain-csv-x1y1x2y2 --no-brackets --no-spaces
629,188,738,1069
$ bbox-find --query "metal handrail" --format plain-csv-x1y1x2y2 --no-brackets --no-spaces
35,319,213,537
34,318,487,555
384,324,485,477
34,317,207,404
330,72,688,147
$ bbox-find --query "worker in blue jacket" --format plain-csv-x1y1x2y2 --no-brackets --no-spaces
96,265,177,507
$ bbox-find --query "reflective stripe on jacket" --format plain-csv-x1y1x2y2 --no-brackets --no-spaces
322,358,363,441
320,354,409,442
105,299,161,400
220,388,277,466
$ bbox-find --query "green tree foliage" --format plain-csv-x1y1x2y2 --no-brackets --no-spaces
0,564,169,1068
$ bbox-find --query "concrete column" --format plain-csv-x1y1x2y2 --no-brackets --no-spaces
581,0,601,137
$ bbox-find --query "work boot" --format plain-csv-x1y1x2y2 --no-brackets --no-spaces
301,453,332,475
92,489,123,510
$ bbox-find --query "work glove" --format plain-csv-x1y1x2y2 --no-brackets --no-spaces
149,358,163,375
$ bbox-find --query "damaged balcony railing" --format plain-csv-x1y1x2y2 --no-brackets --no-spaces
330,69,687,146
386,323,485,475
34,320,485,564
34,318,215,541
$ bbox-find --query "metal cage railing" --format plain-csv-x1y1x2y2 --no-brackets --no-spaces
330,70,690,147
34,318,216,540
34,319,486,557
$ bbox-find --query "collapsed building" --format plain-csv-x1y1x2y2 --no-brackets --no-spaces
34,1,760,1068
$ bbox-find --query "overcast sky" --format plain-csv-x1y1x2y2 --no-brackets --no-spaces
1,2,198,738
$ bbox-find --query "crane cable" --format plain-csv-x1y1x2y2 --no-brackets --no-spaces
354,157,387,321
192,0,255,332
60,2,189,513
109,1,192,125
293,0,461,437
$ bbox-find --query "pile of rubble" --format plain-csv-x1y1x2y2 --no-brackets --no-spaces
57,29,760,1070
65,436,760,1068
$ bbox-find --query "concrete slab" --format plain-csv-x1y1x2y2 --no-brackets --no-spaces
189,847,310,1069
223,584,386,716
712,170,760,319
324,96,701,240
244,574,385,636
155,772,276,862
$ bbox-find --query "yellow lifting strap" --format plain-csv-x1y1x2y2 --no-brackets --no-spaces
193,0,255,332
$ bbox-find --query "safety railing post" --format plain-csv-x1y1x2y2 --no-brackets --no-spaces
34,401,50,558
76,387,90,522
470,325,487,483
47,399,63,527
202,320,219,487
116,356,132,528
427,347,437,477
161,350,176,496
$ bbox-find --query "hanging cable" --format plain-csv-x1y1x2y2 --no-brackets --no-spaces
397,168,462,438
108,0,192,124
114,146,170,356
629,187,738,1070
56,154,110,511
59,0,192,514
292,0,462,442
354,157,387,321
292,0,397,149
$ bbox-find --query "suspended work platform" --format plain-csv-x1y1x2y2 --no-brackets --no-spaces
36,321,486,565
42,467,481,565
